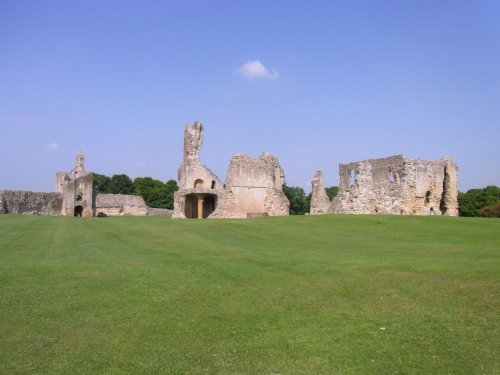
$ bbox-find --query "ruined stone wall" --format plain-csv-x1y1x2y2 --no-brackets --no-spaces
0,190,62,215
211,153,289,218
177,122,223,191
56,151,94,217
95,194,149,216
173,122,289,219
309,171,331,215
325,155,459,216
57,173,94,217
174,122,224,219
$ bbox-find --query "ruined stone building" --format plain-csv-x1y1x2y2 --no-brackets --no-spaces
173,122,289,219
1,124,460,219
310,155,458,216
1,151,165,217
55,151,94,217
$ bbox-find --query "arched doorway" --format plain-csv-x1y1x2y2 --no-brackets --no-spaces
184,194,217,219
74,205,84,217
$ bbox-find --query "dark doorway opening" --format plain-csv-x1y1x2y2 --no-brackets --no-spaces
74,205,84,217
185,194,199,218
203,195,216,218
184,194,217,218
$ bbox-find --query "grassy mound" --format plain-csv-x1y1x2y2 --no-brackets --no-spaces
1,215,498,374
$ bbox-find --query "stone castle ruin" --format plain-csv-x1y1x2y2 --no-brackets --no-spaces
173,122,289,219
1,151,162,217
310,154,459,216
1,122,460,218
55,151,94,217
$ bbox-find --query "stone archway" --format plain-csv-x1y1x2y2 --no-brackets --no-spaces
184,193,217,219
74,205,84,217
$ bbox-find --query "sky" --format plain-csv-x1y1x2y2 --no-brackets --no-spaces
1,0,499,193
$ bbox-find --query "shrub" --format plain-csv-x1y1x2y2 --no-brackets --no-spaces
480,201,500,218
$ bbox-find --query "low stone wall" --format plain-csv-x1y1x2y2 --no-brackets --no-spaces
95,194,148,216
0,190,62,215
247,212,268,218
148,208,173,217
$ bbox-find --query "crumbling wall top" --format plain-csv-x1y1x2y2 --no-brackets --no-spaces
226,152,284,189
183,121,203,166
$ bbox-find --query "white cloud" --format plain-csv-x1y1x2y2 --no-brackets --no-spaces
236,60,279,79
46,142,59,151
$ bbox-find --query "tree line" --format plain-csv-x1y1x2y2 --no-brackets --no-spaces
93,174,178,209
458,185,500,218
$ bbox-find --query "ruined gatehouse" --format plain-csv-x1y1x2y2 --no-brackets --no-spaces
310,154,458,216
173,122,289,219
56,151,94,217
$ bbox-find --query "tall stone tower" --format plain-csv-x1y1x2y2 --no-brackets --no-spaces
56,151,94,217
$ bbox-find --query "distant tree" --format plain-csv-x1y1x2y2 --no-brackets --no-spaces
325,186,339,200
93,173,111,193
109,174,134,195
134,177,163,196
458,185,500,217
283,183,309,215
164,179,179,209
480,202,500,218
133,177,178,209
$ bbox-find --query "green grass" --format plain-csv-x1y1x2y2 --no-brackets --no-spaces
0,215,499,374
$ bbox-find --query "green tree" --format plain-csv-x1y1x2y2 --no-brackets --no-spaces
134,177,163,196
458,185,500,217
93,173,111,193
109,174,134,195
325,186,339,200
164,179,179,209
283,183,309,215
133,177,178,209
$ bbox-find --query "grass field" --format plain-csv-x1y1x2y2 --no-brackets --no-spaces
0,214,499,374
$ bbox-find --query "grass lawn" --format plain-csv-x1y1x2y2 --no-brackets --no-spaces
0,214,499,374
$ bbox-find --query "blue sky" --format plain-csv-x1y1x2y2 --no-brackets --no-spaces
1,1,499,192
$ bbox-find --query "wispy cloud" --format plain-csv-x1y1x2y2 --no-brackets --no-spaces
236,60,279,79
0,115,38,126
45,142,59,151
